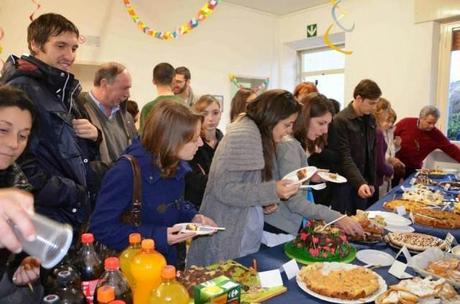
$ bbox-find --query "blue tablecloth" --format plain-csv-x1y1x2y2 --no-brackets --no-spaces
236,242,411,303
233,174,458,303
368,174,460,240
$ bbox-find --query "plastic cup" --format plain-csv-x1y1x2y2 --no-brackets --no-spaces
11,213,73,269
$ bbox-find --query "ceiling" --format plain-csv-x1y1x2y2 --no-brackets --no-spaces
224,0,330,16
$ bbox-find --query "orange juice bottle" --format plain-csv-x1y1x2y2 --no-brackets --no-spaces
119,233,141,288
96,285,115,303
130,239,166,304
150,265,189,304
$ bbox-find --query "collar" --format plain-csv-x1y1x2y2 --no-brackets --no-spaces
88,91,120,118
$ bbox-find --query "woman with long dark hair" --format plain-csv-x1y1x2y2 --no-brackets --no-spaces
187,90,301,266
264,93,363,239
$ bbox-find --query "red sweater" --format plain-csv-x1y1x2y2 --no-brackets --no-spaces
395,117,460,169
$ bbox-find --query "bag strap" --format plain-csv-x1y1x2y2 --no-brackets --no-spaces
121,154,142,227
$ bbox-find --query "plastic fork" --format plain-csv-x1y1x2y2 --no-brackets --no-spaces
299,183,327,190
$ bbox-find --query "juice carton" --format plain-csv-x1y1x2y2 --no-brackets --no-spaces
193,275,241,304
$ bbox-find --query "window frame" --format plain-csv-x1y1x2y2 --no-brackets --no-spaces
435,20,460,135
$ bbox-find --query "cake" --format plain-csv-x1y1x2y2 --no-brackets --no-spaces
290,220,352,261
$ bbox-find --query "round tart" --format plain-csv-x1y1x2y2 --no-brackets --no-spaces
298,262,380,300
385,232,447,252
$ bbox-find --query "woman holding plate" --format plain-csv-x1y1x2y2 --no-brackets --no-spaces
264,93,364,240
187,90,300,266
90,100,216,266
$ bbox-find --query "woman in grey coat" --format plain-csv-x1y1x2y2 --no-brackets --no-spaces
264,93,364,239
187,90,300,266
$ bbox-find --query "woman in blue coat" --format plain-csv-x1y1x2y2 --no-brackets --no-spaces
90,100,216,265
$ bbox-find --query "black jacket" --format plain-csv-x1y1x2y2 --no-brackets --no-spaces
327,102,376,189
0,55,99,231
184,129,223,208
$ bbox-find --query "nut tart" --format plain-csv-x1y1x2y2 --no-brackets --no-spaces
413,208,460,229
297,262,384,302
385,232,447,252
375,277,459,304
383,199,427,213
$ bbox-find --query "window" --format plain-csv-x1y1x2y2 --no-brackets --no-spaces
436,21,460,140
299,47,345,106
447,28,460,140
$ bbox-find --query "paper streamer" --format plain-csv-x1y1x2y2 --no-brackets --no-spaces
122,0,220,41
29,0,42,21
323,0,354,55
228,73,269,93
331,0,355,32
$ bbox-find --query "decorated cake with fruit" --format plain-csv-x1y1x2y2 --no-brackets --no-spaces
284,220,355,264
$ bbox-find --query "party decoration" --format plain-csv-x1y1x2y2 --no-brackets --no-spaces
323,0,354,55
331,0,355,32
122,0,220,41
29,0,42,21
228,73,269,94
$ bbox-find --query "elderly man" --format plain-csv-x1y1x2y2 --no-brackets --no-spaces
78,62,138,164
394,105,460,181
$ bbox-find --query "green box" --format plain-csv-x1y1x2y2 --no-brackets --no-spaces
193,275,241,304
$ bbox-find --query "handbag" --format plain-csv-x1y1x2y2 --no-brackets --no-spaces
120,154,142,227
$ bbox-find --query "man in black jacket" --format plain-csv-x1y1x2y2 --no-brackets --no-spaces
0,13,100,235
327,79,381,214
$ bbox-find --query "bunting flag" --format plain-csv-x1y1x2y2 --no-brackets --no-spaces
122,0,220,41
323,0,354,55
228,73,269,93
29,0,42,21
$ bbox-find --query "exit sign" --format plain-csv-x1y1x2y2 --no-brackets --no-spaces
306,24,317,38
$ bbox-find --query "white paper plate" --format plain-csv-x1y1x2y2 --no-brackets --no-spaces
356,250,394,267
317,171,347,183
176,223,217,235
384,225,415,233
296,263,387,303
367,211,412,227
282,166,317,184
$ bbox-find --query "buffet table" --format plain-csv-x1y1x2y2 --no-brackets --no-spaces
368,173,460,240
234,173,458,303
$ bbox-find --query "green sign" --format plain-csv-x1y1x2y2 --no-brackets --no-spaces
306,24,317,38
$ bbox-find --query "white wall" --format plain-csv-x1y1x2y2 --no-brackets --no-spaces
278,0,439,120
0,0,279,129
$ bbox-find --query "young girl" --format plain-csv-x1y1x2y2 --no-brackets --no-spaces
90,100,216,266
264,93,363,240
187,90,300,266
185,95,223,208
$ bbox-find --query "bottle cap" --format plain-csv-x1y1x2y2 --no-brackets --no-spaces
57,270,71,286
43,294,60,303
141,239,155,250
129,233,141,244
104,257,119,270
81,233,94,244
161,265,176,280
97,285,115,303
